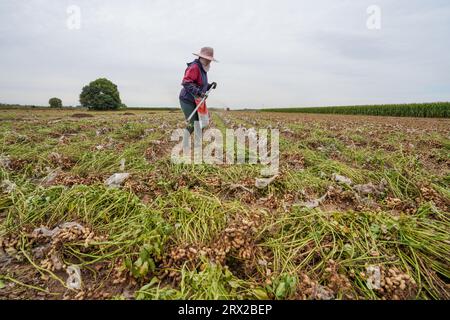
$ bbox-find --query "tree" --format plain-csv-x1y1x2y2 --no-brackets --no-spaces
49,97,63,108
79,78,124,110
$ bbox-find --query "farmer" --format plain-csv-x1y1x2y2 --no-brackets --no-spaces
179,47,218,134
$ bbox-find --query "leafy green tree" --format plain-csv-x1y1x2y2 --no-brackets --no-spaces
79,78,124,110
49,97,63,108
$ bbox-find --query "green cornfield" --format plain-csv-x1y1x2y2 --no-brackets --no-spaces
263,102,450,118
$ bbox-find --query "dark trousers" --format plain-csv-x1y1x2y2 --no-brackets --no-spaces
180,99,199,134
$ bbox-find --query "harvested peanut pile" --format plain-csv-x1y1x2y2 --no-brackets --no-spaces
162,212,264,280
48,152,75,170
1,234,22,261
323,260,354,299
28,222,107,272
418,185,449,211
325,186,360,209
385,197,417,214
374,267,417,300
297,273,335,300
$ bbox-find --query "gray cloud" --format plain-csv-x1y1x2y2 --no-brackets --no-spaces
0,0,449,108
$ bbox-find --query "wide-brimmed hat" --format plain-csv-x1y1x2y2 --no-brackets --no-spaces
193,47,218,62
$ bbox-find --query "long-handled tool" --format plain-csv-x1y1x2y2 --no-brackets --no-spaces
186,83,217,124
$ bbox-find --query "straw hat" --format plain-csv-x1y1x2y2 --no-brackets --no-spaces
193,47,218,62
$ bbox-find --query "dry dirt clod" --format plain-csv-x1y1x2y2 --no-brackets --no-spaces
332,173,352,185
104,173,130,188
255,175,278,189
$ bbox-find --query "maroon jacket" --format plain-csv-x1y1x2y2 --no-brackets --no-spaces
179,59,212,104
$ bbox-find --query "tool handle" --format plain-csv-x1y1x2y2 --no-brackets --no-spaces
186,87,214,123
187,98,205,123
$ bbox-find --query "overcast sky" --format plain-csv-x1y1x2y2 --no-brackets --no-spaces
0,0,449,108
